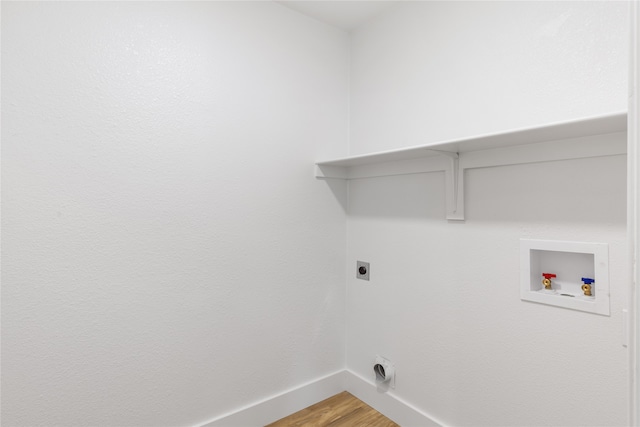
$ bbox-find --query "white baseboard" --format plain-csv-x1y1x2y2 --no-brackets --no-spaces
344,369,446,427
198,370,347,427
197,369,445,427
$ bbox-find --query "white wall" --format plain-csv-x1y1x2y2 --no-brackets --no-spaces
1,2,348,426
350,1,628,155
347,2,630,426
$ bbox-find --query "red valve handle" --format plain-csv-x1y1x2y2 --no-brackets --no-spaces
542,273,556,279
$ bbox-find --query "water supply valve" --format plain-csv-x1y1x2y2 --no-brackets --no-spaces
542,273,556,290
581,278,595,297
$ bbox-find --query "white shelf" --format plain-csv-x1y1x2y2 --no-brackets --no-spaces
316,112,626,168
315,112,627,220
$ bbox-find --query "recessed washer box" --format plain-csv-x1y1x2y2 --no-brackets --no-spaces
520,239,609,316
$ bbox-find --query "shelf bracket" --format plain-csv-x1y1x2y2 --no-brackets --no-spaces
427,150,464,221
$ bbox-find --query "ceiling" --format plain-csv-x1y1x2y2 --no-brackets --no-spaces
275,1,400,31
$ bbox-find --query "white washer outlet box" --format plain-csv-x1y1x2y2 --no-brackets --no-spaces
520,239,609,316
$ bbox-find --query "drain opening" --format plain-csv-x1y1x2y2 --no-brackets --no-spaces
374,364,387,382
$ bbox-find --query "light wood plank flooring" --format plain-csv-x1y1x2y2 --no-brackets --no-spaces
265,391,400,427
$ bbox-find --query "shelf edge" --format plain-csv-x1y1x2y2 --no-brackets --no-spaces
315,111,627,168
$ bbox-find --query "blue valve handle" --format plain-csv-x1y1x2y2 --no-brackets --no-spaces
581,278,595,285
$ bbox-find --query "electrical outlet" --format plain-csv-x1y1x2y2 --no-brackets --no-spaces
356,261,369,280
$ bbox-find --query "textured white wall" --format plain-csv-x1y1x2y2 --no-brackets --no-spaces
346,2,630,426
1,2,348,426
350,1,628,155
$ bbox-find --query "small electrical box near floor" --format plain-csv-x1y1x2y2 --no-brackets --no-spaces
520,239,609,316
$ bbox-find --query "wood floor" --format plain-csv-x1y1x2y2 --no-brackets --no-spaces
265,391,399,427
